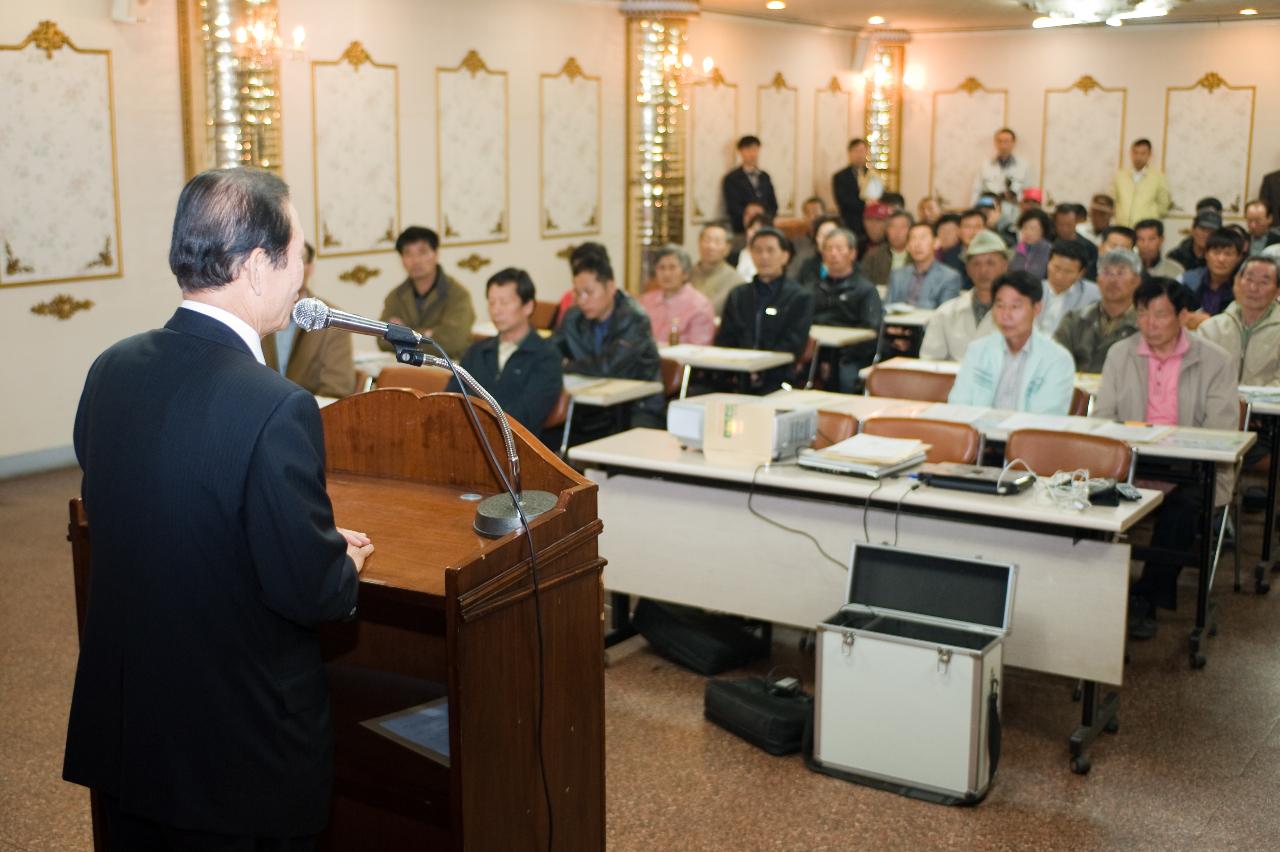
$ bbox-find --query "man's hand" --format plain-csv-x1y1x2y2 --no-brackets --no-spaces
338,527,374,574
1182,310,1210,330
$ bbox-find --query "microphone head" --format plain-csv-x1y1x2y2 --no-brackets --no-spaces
292,297,330,331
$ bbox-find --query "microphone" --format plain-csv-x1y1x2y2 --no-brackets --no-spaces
293,298,555,537
293,297,423,347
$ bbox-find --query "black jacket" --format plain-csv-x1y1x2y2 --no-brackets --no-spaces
832,166,866,237
723,166,779,233
553,291,663,416
715,276,814,391
65,308,358,837
1168,236,1205,272
811,272,883,330
448,329,563,435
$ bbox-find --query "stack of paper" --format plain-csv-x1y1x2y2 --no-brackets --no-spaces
798,433,929,478
1091,422,1174,443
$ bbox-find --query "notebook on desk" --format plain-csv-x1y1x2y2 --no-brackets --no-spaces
797,434,928,479
914,463,1035,496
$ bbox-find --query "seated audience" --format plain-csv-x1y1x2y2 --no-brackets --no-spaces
1092,277,1237,638
919,229,1008,361
946,208,987,282
1197,256,1280,385
1244,199,1280,256
1134,218,1185,280
1054,248,1142,373
811,227,883,391
862,209,912,289
553,242,607,328
1053,203,1099,276
1078,194,1114,245
887,221,962,308
794,214,845,289
448,268,563,435
735,211,772,281
934,213,962,263
879,191,907,211
788,197,830,277
690,222,743,315
553,250,664,429
948,270,1075,414
263,242,355,397
715,227,814,393
1038,239,1099,335
860,201,891,257
916,195,942,226
1180,227,1244,326
728,200,767,266
1010,208,1053,280
1168,209,1220,271
378,226,476,359
639,244,717,346
1098,225,1137,255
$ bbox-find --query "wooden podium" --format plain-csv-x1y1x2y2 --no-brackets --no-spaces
69,389,606,850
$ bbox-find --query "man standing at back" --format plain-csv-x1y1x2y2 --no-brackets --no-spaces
832,137,880,238
1112,138,1171,227
65,168,373,850
722,135,778,237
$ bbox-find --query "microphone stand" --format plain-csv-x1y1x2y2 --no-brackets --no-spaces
387,331,557,537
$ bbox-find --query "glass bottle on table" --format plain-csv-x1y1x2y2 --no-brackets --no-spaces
668,319,681,346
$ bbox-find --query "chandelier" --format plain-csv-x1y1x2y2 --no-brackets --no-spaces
1026,0,1180,28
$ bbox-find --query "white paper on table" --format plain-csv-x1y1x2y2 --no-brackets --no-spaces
918,403,989,424
820,433,927,464
996,412,1084,433
1090,422,1175,443
1239,385,1280,403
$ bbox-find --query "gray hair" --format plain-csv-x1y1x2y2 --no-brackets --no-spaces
1240,255,1280,282
653,243,693,278
821,227,860,255
1098,248,1142,276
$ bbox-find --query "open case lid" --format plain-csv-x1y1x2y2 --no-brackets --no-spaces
843,542,1015,636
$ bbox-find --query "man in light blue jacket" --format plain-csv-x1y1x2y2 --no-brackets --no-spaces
886,222,963,308
949,270,1077,414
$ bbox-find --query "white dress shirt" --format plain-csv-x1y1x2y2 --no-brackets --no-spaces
179,299,266,365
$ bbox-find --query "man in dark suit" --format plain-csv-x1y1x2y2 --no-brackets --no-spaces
722,134,778,235
448,267,563,439
832,137,874,239
65,168,373,851
1260,170,1280,231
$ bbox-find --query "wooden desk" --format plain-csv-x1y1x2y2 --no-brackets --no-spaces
881,307,936,328
659,344,795,398
558,375,664,457
805,325,879,389
570,427,1162,771
1242,387,1280,593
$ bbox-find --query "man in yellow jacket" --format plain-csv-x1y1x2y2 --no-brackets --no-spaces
1112,138,1171,227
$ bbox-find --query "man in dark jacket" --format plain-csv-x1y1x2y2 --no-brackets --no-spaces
66,168,371,850
722,135,779,235
832,137,874,239
716,227,814,393
448,267,563,440
553,250,664,434
810,227,882,392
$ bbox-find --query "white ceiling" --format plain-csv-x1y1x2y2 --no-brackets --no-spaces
699,0,1279,33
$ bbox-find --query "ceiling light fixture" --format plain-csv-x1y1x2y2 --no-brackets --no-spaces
868,15,886,25
765,1,786,10
1028,0,1177,28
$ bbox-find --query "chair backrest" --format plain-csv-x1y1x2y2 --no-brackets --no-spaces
813,411,857,449
542,389,571,430
374,364,454,394
860,416,981,464
1004,429,1132,481
864,367,956,403
531,300,559,330
659,357,684,398
353,368,372,394
1069,386,1090,417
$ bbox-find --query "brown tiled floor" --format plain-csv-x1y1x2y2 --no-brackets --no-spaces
3,466,1279,850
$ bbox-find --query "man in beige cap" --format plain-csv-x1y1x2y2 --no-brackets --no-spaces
920,229,1010,361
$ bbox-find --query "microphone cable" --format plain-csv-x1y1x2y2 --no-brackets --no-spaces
425,339,555,852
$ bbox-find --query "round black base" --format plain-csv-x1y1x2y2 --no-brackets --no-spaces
473,490,558,538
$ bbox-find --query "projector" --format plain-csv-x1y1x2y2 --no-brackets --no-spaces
667,393,818,461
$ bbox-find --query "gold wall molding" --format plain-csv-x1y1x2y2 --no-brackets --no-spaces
436,50,510,247
824,76,845,94
559,56,585,81
311,42,401,258
766,71,791,91
707,67,728,88
756,71,799,213
928,76,1009,209
1195,72,1228,93
691,68,738,222
814,79,851,208
31,294,94,319
1,20,122,288
1039,75,1127,208
457,253,492,273
540,56,603,239
337,264,381,285
1162,71,1256,216
555,244,578,260
460,49,491,77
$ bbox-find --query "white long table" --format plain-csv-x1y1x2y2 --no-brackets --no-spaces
658,344,795,398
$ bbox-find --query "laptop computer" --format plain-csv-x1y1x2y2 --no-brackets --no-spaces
914,463,1035,496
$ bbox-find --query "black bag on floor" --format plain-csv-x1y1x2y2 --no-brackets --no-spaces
632,599,770,675
704,677,814,756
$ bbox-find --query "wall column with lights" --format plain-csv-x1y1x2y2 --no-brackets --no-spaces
619,1,699,292
864,31,909,194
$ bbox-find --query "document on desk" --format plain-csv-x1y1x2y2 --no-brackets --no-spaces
819,434,929,464
1091,422,1174,443
1240,385,1280,404
361,697,451,768
918,403,988,424
996,412,1085,433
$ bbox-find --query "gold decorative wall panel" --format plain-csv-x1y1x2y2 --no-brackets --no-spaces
928,77,1008,211
436,50,509,247
0,21,121,288
540,57,602,239
756,72,798,215
1040,76,1127,209
689,68,738,223
1162,72,1256,216
311,41,401,258
813,77,851,207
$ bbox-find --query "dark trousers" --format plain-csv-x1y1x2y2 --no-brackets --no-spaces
1134,485,1201,611
100,794,318,852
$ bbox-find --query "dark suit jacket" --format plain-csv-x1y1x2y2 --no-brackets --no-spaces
553,292,664,418
65,308,358,837
1260,171,1280,226
832,166,866,236
715,276,814,392
447,329,563,435
722,166,778,233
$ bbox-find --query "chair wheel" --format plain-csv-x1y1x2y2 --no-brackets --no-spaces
1104,718,1119,734
1070,756,1091,775
1190,653,1207,669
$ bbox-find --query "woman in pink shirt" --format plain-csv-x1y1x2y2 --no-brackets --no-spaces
639,244,717,346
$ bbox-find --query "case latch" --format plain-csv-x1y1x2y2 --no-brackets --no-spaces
937,648,952,672
841,632,855,656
